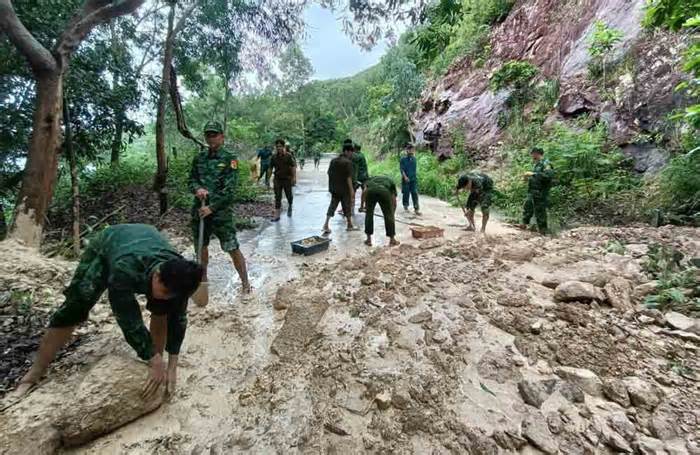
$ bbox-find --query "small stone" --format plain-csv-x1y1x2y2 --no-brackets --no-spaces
408,311,432,324
664,311,695,331
375,391,392,410
554,366,603,397
497,291,530,307
633,282,659,301
530,320,544,334
623,377,663,410
391,391,411,410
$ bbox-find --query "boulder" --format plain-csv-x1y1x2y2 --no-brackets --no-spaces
664,311,695,332
554,281,605,303
522,412,558,454
0,354,164,453
633,281,659,301
500,246,536,262
620,143,670,175
517,379,557,408
649,411,678,440
554,366,603,397
604,277,633,311
374,391,392,410
602,378,631,408
608,412,636,441
623,377,663,410
634,436,666,455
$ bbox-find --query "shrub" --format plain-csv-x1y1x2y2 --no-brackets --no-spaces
587,21,624,85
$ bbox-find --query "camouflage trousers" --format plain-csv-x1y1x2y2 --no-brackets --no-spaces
191,208,240,253
523,191,548,233
365,188,396,237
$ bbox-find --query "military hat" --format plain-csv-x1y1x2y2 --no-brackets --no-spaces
530,146,544,155
203,121,224,134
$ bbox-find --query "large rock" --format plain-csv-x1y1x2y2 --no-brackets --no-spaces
602,378,631,407
0,354,164,454
554,366,603,396
620,143,670,175
522,412,558,454
517,379,557,408
634,436,666,455
604,277,633,311
623,377,663,410
664,311,696,332
554,281,605,303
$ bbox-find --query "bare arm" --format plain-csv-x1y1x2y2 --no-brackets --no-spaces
150,314,167,355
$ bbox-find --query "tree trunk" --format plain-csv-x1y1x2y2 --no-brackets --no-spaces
154,3,176,215
111,108,125,165
11,72,63,247
223,78,231,134
63,98,80,256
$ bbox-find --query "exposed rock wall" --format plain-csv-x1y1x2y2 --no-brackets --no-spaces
416,0,689,171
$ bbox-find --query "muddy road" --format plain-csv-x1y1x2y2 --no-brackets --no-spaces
1,158,698,454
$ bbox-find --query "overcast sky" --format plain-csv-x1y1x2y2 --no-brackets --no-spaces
301,5,389,81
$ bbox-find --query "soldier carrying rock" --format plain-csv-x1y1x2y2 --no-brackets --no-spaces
12,224,203,399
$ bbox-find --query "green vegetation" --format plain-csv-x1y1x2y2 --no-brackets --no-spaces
643,244,699,314
587,21,624,85
410,0,515,75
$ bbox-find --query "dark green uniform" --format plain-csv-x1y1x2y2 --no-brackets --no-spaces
365,176,397,237
523,159,554,232
352,152,369,189
49,224,188,360
458,172,494,214
189,146,240,252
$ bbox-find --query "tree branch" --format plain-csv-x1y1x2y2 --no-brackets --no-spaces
55,0,146,61
173,3,197,36
0,0,57,73
169,64,206,149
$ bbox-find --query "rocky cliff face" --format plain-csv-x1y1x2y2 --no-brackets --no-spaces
416,0,689,172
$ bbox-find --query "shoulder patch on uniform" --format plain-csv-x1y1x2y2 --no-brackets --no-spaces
231,159,238,169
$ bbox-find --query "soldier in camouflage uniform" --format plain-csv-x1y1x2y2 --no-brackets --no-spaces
352,143,370,213
521,147,554,233
189,121,251,297
364,175,399,247
455,172,494,233
13,224,203,398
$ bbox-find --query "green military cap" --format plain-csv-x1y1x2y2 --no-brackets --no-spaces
203,121,224,134
530,146,544,155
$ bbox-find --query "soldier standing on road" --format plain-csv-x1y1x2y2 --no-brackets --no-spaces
256,146,273,188
520,146,554,234
270,139,296,221
364,175,400,247
189,121,251,297
313,149,321,169
353,143,370,213
455,172,494,233
323,139,356,234
400,143,421,215
13,224,203,398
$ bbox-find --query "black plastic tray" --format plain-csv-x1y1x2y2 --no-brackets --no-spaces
291,236,331,255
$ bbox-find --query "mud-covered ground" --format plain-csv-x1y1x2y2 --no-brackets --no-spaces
1,159,698,454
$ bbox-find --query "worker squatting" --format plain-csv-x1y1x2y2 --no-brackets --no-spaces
12,121,553,400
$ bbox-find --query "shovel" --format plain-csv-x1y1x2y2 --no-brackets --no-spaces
191,198,209,307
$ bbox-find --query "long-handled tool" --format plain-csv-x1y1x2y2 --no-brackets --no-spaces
191,198,209,307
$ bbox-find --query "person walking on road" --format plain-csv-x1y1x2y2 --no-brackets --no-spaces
313,149,321,169
323,140,356,234
189,121,251,297
256,146,273,187
13,224,203,398
364,176,400,247
400,143,421,215
270,139,297,220
455,172,494,233
521,147,554,234
352,143,369,213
